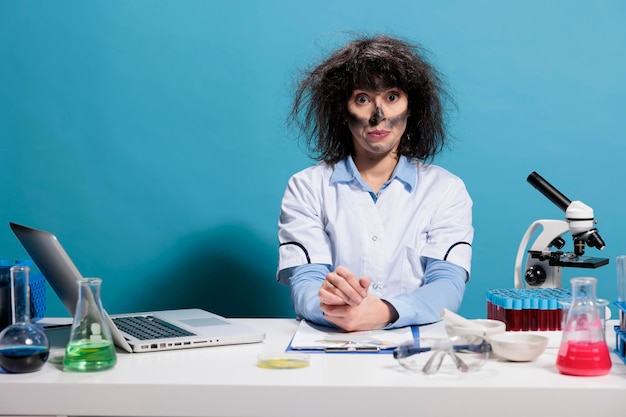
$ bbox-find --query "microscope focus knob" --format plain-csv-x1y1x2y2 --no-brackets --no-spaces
525,265,547,287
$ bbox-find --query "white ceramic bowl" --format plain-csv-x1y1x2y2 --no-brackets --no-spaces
445,319,506,338
489,332,549,362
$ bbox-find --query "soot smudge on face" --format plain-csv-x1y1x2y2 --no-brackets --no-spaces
370,107,384,125
347,109,409,130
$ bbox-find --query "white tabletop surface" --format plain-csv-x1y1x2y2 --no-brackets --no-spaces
0,318,625,417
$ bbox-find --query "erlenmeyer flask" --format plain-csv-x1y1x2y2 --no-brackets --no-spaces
556,277,611,376
0,266,50,373
64,277,117,372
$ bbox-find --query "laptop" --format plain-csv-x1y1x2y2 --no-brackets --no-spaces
9,222,265,353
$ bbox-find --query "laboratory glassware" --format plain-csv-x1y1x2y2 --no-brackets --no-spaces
64,277,117,372
0,266,50,373
0,263,12,330
617,255,626,303
556,277,611,376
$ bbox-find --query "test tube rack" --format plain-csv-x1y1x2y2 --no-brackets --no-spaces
486,288,571,331
613,301,626,364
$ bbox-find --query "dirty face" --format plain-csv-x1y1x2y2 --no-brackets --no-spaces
346,87,409,159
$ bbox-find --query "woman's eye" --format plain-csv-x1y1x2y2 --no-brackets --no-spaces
355,95,369,104
388,92,399,102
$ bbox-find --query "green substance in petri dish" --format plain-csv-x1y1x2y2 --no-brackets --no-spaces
257,357,309,369
64,339,117,372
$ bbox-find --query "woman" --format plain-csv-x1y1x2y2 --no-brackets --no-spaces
277,35,473,331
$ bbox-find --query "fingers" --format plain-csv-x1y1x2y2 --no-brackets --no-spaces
320,295,390,332
318,286,347,305
322,266,368,306
359,276,371,290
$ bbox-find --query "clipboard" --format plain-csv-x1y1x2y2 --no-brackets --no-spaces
285,320,421,354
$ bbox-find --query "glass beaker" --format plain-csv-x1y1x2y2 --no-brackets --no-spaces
556,277,611,376
0,266,50,373
617,255,626,303
64,277,117,372
558,297,610,337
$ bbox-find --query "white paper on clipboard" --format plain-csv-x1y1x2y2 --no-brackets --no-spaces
288,320,418,351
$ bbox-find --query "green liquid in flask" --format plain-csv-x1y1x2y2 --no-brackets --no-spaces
64,339,117,372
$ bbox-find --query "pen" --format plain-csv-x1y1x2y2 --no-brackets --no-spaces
325,346,381,352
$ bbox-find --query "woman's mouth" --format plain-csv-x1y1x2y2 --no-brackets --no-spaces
368,130,390,139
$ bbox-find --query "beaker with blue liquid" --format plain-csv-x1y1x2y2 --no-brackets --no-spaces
0,265,50,373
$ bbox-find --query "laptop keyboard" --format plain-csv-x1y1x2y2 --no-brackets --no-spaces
112,315,196,340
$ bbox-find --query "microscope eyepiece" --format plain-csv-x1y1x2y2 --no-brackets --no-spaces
527,172,572,212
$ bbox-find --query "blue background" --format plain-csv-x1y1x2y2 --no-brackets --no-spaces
1,1,625,320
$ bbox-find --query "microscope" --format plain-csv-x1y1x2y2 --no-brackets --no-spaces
513,172,609,288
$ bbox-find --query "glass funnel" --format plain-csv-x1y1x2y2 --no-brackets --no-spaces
0,266,50,373
64,277,117,372
556,277,611,376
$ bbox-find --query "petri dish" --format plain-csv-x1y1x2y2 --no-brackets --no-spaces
257,352,310,369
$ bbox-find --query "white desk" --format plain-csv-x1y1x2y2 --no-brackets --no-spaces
1,318,625,417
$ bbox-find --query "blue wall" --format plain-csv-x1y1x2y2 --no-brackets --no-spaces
2,1,625,320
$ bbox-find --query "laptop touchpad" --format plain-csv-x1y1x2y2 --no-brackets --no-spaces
181,317,230,327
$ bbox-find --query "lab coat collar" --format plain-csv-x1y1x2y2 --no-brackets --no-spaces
331,156,416,192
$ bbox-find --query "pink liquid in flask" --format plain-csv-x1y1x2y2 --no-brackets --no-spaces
556,340,612,376
557,277,611,377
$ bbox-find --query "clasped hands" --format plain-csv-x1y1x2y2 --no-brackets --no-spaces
318,265,397,331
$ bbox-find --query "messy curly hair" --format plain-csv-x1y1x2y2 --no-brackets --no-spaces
289,34,453,164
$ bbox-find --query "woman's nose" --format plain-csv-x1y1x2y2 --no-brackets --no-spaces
369,106,385,125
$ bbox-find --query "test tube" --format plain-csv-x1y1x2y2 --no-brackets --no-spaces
536,289,548,331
